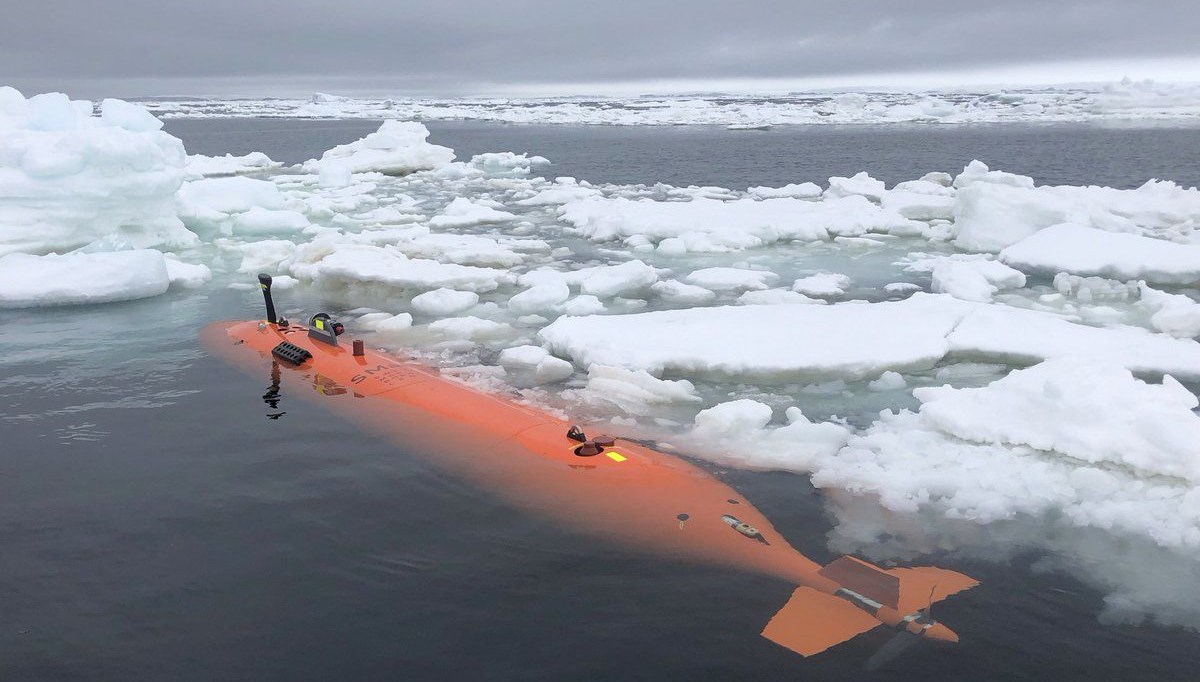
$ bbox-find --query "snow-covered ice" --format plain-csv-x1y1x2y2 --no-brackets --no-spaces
1000,223,1200,284
559,195,921,252
791,273,851,296
185,152,280,179
301,120,454,175
569,365,702,416
410,288,480,317
0,89,195,257
684,267,777,292
539,294,1200,381
0,250,170,307
290,244,511,293
429,197,517,228
929,258,1026,302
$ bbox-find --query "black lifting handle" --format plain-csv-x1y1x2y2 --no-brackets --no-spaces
258,273,277,324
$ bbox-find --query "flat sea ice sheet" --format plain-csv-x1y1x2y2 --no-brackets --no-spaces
1000,223,1200,284
0,250,170,307
539,294,1200,381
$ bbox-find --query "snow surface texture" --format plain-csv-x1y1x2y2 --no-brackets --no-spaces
138,80,1200,126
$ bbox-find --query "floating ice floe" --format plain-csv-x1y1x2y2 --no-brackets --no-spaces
649,279,717,305
0,88,195,257
824,172,885,202
0,250,170,307
736,289,820,306
290,243,511,293
509,280,571,314
514,179,602,206
184,152,281,179
498,345,574,385
428,197,518,228
1136,284,1200,338
1000,223,1200,284
539,294,1200,382
519,259,659,299
429,315,514,341
791,272,851,296
881,185,956,222
558,195,923,252
952,162,1200,253
685,267,777,292
681,400,851,471
747,183,822,200
177,176,310,235
925,257,1026,302
811,359,1200,552
301,120,455,175
410,288,480,317
468,152,550,175
568,364,702,416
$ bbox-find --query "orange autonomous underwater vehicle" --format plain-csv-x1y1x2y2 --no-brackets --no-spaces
201,274,978,669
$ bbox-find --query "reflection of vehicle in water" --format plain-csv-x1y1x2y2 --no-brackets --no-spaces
262,362,285,419
201,274,978,668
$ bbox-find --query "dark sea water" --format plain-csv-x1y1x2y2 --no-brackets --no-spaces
166,118,1200,190
4,120,1200,681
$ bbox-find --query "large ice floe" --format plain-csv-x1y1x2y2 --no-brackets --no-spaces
11,83,1200,627
539,294,1200,381
0,87,196,257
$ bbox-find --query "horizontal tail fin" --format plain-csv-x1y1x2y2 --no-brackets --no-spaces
761,557,980,659
889,565,979,615
760,587,882,656
818,556,979,614
819,556,901,608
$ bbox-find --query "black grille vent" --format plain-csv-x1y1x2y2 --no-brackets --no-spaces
271,341,312,366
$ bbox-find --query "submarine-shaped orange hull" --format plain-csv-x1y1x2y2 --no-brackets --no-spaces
201,309,977,662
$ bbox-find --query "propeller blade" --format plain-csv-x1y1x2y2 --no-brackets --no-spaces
864,630,923,671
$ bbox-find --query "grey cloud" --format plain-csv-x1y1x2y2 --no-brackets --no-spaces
2,0,1198,97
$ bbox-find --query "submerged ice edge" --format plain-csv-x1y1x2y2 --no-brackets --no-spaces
136,80,1200,126
7,84,1200,629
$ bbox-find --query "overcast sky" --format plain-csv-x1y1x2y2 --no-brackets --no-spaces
5,1,1200,98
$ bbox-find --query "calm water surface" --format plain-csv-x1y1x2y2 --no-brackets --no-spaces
3,120,1199,681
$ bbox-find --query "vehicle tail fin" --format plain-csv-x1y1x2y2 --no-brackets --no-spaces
760,586,882,656
819,555,979,613
819,555,901,608
888,565,979,615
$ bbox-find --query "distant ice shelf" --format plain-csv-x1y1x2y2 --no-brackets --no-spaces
137,80,1200,126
